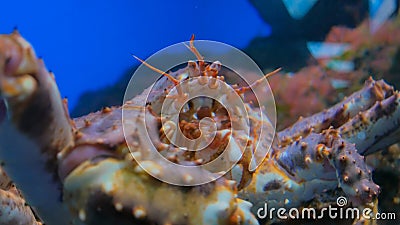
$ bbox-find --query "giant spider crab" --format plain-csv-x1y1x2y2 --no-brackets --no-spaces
0,31,399,225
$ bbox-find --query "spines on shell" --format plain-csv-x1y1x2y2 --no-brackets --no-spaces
338,92,400,155
320,130,380,205
64,158,258,225
240,129,381,220
278,78,394,147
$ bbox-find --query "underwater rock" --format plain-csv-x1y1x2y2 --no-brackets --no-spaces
245,0,369,71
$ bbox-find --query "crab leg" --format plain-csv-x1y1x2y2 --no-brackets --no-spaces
0,31,74,224
278,78,394,149
0,31,74,169
338,92,400,155
240,131,380,224
0,166,39,225
0,188,40,225
277,78,400,155
241,79,400,198
240,131,378,204
239,79,400,224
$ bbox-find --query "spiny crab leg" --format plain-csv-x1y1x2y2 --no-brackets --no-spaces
338,91,400,154
0,31,73,224
241,130,379,204
278,78,396,153
240,79,400,225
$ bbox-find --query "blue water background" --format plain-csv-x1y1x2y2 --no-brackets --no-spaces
0,0,271,109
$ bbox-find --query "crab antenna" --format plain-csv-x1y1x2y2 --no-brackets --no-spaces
184,34,205,74
235,67,282,94
263,67,282,79
132,55,180,85
189,34,203,62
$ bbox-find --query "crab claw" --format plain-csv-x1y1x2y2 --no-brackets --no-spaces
0,31,74,224
0,30,74,164
0,30,38,100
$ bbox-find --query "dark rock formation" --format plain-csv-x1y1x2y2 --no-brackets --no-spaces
244,0,369,71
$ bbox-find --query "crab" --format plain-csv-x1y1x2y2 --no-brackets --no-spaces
0,31,399,225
